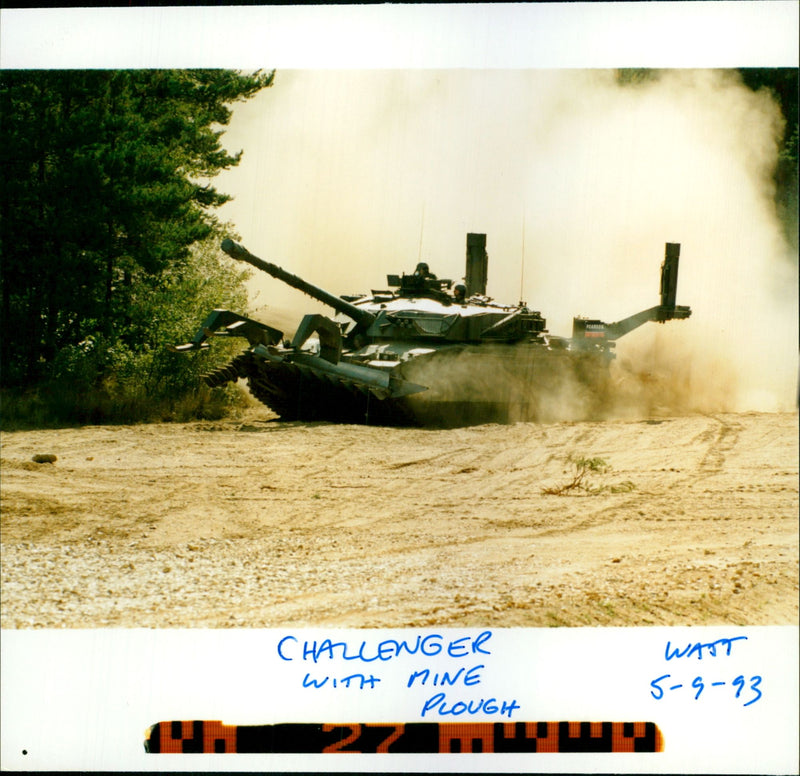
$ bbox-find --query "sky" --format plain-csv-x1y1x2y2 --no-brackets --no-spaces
214,68,798,412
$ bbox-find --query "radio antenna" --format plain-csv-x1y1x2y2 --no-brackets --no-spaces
519,212,526,303
417,204,426,262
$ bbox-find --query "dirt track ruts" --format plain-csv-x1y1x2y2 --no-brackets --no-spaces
1,410,797,628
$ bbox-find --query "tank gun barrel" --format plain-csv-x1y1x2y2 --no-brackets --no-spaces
221,239,376,330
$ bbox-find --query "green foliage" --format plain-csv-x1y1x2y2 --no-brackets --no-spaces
541,453,638,496
541,454,609,495
1,234,254,427
0,380,249,430
0,69,273,425
609,480,637,494
737,68,799,252
614,69,661,86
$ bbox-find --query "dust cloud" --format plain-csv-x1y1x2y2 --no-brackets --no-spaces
216,69,798,417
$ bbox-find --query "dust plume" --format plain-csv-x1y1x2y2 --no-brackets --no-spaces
216,69,798,418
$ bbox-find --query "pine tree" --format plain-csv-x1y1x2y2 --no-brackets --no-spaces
0,69,273,390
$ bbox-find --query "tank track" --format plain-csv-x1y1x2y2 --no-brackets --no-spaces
204,350,417,425
203,345,617,426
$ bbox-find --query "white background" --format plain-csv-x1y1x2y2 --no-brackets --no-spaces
1,3,798,773
2,626,798,772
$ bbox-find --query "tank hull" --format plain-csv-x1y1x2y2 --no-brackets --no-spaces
220,344,613,427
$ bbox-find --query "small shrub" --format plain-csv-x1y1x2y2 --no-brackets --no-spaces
541,454,637,496
541,454,609,496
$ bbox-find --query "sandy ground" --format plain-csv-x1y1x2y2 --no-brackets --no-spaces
1,410,797,628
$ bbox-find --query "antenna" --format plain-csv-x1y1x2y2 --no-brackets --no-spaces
519,213,526,304
417,203,426,262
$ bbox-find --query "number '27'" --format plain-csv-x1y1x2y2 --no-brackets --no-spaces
650,674,762,706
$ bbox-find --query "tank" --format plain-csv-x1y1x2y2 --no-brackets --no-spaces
173,234,691,426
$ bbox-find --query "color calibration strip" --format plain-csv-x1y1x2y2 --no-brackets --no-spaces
146,720,664,753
